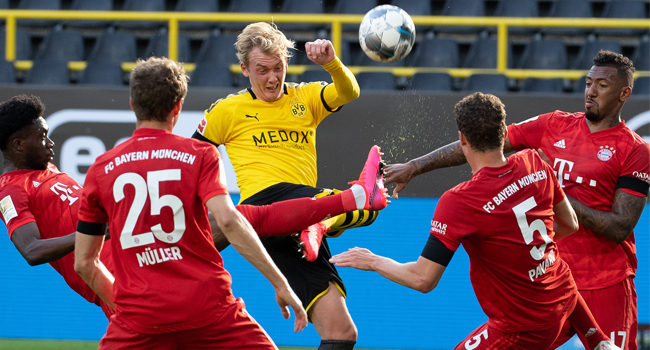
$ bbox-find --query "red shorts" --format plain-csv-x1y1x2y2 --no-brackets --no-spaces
99,298,277,350
551,276,638,350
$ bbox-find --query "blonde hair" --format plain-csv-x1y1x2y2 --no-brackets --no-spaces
236,22,295,67
130,57,188,122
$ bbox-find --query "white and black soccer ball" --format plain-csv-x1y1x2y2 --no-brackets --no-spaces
359,5,416,63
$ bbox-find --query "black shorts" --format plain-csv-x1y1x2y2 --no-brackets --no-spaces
241,182,346,311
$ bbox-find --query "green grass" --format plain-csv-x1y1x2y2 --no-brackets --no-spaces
0,339,321,350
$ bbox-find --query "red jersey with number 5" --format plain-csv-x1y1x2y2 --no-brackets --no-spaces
507,111,650,290
77,128,234,334
0,164,112,305
432,149,577,333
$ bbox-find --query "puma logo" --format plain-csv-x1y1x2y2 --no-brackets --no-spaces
245,113,259,121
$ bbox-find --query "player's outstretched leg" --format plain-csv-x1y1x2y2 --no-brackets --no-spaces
298,222,327,262
349,145,389,211
594,341,622,350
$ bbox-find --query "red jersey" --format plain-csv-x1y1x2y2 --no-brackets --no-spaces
0,164,111,305
77,128,235,334
507,111,650,290
432,150,577,332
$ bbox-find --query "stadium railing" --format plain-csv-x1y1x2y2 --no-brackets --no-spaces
0,10,648,79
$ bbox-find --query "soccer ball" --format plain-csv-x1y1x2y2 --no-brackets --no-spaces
359,5,416,63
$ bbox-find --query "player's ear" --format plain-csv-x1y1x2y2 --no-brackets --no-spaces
240,62,250,77
129,98,135,112
458,131,467,146
619,86,632,102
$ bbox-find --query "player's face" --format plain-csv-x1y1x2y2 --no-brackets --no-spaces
22,117,54,171
584,66,627,122
241,47,287,103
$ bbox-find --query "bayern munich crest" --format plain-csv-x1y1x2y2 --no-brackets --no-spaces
597,146,615,161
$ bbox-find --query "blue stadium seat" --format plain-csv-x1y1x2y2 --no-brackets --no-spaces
633,76,649,96
300,70,332,84
175,0,219,29
407,37,459,68
544,0,593,35
116,0,165,29
277,0,325,32
632,41,649,71
493,0,540,34
391,0,432,31
0,0,7,8
79,61,124,86
434,0,485,34
66,0,113,28
573,40,622,70
407,73,452,91
355,72,395,90
143,28,191,63
596,1,648,36
195,33,239,65
518,38,568,70
333,0,377,32
87,28,136,64
0,27,33,60
573,75,587,94
521,78,564,93
463,37,514,69
221,0,272,31
0,59,15,83
18,0,62,27
190,62,233,88
34,28,84,63
355,50,405,67
25,59,69,85
462,74,509,93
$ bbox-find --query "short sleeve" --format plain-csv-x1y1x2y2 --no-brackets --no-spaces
507,112,554,151
76,165,109,224
429,191,473,252
198,99,232,145
300,82,332,126
197,144,230,203
0,186,35,237
619,141,650,197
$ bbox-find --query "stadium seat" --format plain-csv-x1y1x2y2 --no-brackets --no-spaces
78,61,124,86
572,40,622,70
143,28,191,63
18,0,62,27
0,27,33,60
596,1,648,36
518,38,568,70
33,28,84,63
521,78,564,93
434,0,485,34
391,0,432,31
543,0,593,35
333,0,377,32
407,37,459,68
0,0,8,9
195,33,239,65
355,72,395,90
633,76,649,96
296,39,351,66
493,0,540,34
573,75,587,94
463,37,514,69
25,59,70,85
221,0,272,31
407,73,452,91
116,0,165,29
355,50,405,67
277,0,325,32
632,41,649,71
190,62,234,88
175,0,219,29
86,28,136,64
462,74,509,93
0,59,15,83
300,70,332,83
66,0,113,28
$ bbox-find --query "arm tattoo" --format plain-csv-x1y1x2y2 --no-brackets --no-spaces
568,190,646,244
410,141,467,176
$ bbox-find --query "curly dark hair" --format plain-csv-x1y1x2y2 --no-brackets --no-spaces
0,95,45,151
454,92,507,152
593,50,635,87
129,57,188,122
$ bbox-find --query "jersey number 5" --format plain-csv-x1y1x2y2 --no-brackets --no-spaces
113,169,186,250
512,196,552,261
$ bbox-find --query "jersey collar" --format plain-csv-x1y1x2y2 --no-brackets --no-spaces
247,85,289,100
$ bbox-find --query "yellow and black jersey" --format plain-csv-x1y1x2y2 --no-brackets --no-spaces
195,82,341,202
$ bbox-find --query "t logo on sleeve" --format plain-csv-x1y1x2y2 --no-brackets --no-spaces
0,195,18,223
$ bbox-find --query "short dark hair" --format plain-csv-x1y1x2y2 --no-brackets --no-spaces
454,92,507,152
0,95,45,151
593,50,635,87
129,57,188,122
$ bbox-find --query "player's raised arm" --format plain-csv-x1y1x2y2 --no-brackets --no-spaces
306,39,360,109
205,194,308,333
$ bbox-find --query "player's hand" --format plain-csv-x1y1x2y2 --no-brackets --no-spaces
330,247,377,271
383,162,416,199
275,286,308,333
305,39,336,66
536,148,550,165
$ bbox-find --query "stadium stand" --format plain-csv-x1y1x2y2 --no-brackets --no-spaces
175,0,219,29
633,76,649,96
0,59,15,83
65,0,113,28
33,27,84,63
143,28,191,63
116,0,165,29
407,73,452,91
190,61,233,87
434,0,485,34
300,70,333,83
355,49,405,67
543,0,593,36
492,0,540,35
462,74,509,93
596,0,648,36
333,0,377,32
518,38,568,70
86,28,136,64
355,72,395,90
573,40,622,70
574,75,587,94
0,0,7,8
463,37,514,69
0,27,33,60
277,0,325,33
391,0,432,32
632,40,650,71
220,0,272,31
521,78,565,93
78,60,123,86
24,59,69,85
18,0,61,27
407,37,459,68
195,33,238,65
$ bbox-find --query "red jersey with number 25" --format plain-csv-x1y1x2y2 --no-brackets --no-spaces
0,164,111,305
432,149,577,333
77,128,235,334
507,111,650,290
